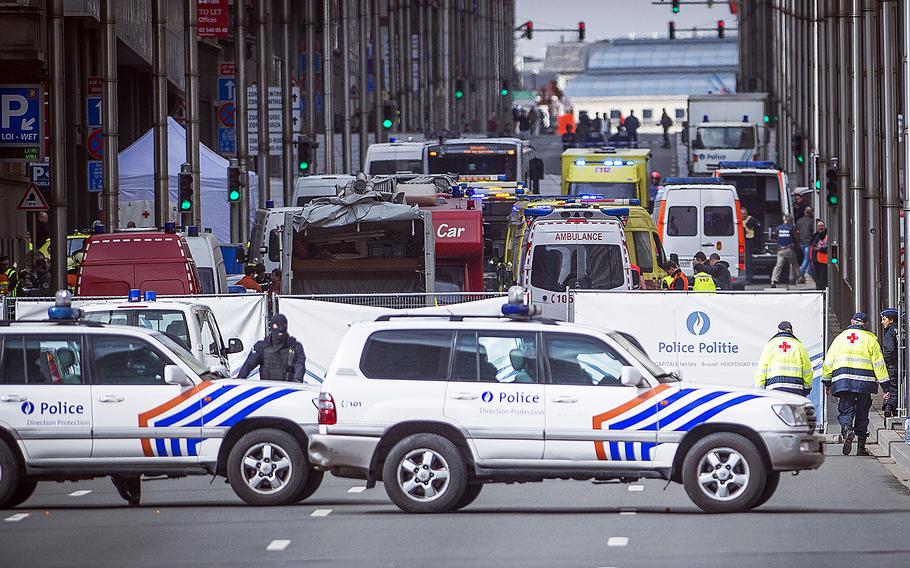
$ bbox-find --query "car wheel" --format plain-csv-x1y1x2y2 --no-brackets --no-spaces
682,432,767,514
749,471,780,510
0,442,23,509
292,469,324,503
382,434,468,514
227,429,306,506
452,482,484,510
5,480,37,509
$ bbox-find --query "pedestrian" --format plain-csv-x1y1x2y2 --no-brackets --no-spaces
742,207,760,285
771,214,802,287
575,117,591,147
755,321,814,396
705,252,732,290
690,252,717,292
809,220,828,291
660,108,674,148
237,313,306,382
269,268,283,295
624,110,641,148
529,155,544,194
561,123,577,150
254,262,271,290
880,308,899,417
0,255,18,297
796,206,815,279
592,112,603,135
518,110,531,139
793,193,807,220
529,107,539,135
822,312,889,456
486,114,499,138
237,265,263,292
23,258,52,298
649,172,662,213
661,261,689,290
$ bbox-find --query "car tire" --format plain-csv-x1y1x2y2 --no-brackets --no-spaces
682,432,767,514
748,471,780,510
452,482,484,510
0,442,23,509
292,469,324,503
227,429,306,506
382,433,468,514
5,480,37,509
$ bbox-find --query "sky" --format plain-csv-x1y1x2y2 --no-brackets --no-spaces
515,0,736,59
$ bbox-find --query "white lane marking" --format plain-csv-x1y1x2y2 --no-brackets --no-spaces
4,513,29,522
69,490,92,497
619,507,637,515
607,537,629,547
266,540,291,552
347,486,366,493
310,509,332,517
627,484,644,492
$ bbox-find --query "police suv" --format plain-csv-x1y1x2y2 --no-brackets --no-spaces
0,291,322,508
309,288,825,514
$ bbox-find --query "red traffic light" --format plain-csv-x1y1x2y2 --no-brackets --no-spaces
524,20,533,39
717,20,725,38
578,21,586,41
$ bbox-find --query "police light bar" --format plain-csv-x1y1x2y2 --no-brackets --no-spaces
459,174,508,182
599,207,630,218
663,177,730,185
716,160,779,170
574,159,586,166
128,289,141,302
187,226,200,237
48,289,82,321
523,205,553,218
143,291,157,302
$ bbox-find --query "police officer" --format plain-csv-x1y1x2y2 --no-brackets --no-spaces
661,261,689,291
238,314,306,382
822,312,889,456
880,308,899,417
0,256,18,297
755,321,813,396
691,252,717,292
771,214,802,287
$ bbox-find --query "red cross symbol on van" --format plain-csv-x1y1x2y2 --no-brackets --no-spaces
779,341,791,353
847,333,859,344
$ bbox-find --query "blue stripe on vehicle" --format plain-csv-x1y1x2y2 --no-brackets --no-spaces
155,438,167,457
170,438,181,457
186,438,202,456
645,390,729,430
182,386,269,427
640,442,656,461
156,385,238,427
623,442,635,461
608,441,620,461
610,388,696,430
675,394,761,431
217,388,297,427
305,369,324,383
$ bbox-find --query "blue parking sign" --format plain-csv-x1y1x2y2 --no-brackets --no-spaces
0,84,43,147
87,160,103,193
218,127,235,154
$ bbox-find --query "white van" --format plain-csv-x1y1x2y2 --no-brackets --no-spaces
653,178,745,288
183,229,228,294
292,175,355,206
519,207,633,320
364,142,428,175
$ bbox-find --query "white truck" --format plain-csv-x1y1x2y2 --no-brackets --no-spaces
687,94,769,175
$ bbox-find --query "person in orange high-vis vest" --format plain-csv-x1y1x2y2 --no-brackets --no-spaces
660,261,689,291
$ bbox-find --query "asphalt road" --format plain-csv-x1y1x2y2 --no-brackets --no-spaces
2,446,909,568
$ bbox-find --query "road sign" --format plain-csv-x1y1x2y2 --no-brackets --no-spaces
246,132,282,156
87,76,102,96
218,102,236,128
28,161,50,188
198,0,229,37
87,96,102,128
17,182,48,211
0,84,44,162
87,128,103,160
218,127,235,154
218,77,237,102
220,62,236,76
87,161,103,193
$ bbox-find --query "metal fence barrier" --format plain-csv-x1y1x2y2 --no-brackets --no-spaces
279,292,506,309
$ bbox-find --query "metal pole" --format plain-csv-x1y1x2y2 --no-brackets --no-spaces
152,0,169,229
101,0,119,230
388,0,399,133
441,0,451,131
901,0,910,413
863,0,882,328
372,0,383,141
184,0,201,227
838,0,852,314
256,0,271,207
306,0,317,175
401,1,412,132
235,0,250,242
341,0,353,172
882,0,901,309
323,0,336,173
358,0,369,170
48,0,66,289
849,0,865,314
280,0,294,206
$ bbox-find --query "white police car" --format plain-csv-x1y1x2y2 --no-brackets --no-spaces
308,288,825,514
0,291,322,508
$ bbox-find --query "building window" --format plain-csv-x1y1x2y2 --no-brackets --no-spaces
610,109,621,119
675,108,686,119
642,109,653,120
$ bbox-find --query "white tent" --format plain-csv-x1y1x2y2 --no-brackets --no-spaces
118,117,259,243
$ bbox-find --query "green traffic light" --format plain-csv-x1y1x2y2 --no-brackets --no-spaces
180,199,192,211
228,189,241,202
455,90,464,99
815,180,821,189
827,194,839,206
796,155,805,163
830,257,839,264
299,161,309,171
672,6,679,13
382,118,393,129
763,115,770,123
500,89,509,96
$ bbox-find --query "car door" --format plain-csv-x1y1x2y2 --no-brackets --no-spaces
700,189,737,268
89,334,202,461
444,330,545,460
663,189,700,272
0,334,92,459
543,332,657,465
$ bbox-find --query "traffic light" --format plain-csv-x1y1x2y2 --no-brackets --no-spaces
669,21,676,39
672,0,681,13
717,20,725,38
523,21,533,40
825,160,839,207
500,81,510,97
178,170,193,212
578,21,586,41
298,140,313,173
227,163,241,202
381,104,394,129
455,79,464,100
791,134,804,163
829,242,839,265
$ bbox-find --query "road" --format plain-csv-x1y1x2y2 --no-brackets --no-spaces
2,447,909,568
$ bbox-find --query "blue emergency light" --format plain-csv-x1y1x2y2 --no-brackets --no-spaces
48,290,81,321
187,226,200,237
451,184,464,198
523,205,553,218
716,160,778,170
574,159,586,166
600,207,630,217
143,291,157,302
515,187,525,195
663,177,729,185
164,222,176,234
128,289,141,302
266,200,275,209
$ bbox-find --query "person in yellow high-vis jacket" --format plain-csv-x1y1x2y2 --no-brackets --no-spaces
755,321,813,397
822,312,888,456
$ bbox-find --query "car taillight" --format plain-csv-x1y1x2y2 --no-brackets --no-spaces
692,154,699,162
317,393,337,425
566,218,587,223
738,244,746,271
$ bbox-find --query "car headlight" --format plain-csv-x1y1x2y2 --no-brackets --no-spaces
773,404,809,427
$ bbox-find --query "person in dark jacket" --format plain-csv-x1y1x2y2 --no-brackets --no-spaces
624,111,640,147
238,314,306,382
661,261,689,290
561,123,577,150
704,253,732,290
809,220,828,291
528,156,544,194
880,308,899,417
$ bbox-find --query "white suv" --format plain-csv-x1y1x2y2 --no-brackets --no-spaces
0,293,321,508
309,294,825,514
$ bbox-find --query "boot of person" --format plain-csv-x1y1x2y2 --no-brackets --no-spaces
111,476,141,506
856,437,870,457
842,424,855,455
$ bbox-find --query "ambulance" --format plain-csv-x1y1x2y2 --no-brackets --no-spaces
560,149,644,204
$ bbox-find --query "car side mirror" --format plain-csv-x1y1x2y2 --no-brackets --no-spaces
225,338,244,355
164,365,193,386
620,366,645,387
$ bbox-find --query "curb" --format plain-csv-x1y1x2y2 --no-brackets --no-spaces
823,402,910,484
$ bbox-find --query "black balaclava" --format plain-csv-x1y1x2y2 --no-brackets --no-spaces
269,313,289,345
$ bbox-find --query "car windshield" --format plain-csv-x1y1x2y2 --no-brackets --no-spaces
567,182,638,199
150,332,211,377
369,159,424,174
83,309,191,351
427,144,518,181
696,126,756,150
609,331,675,382
530,244,625,291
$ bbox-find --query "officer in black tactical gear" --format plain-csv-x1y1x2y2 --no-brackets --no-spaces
237,313,306,382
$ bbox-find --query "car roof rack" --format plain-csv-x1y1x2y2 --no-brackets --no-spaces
0,319,105,327
373,313,561,325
